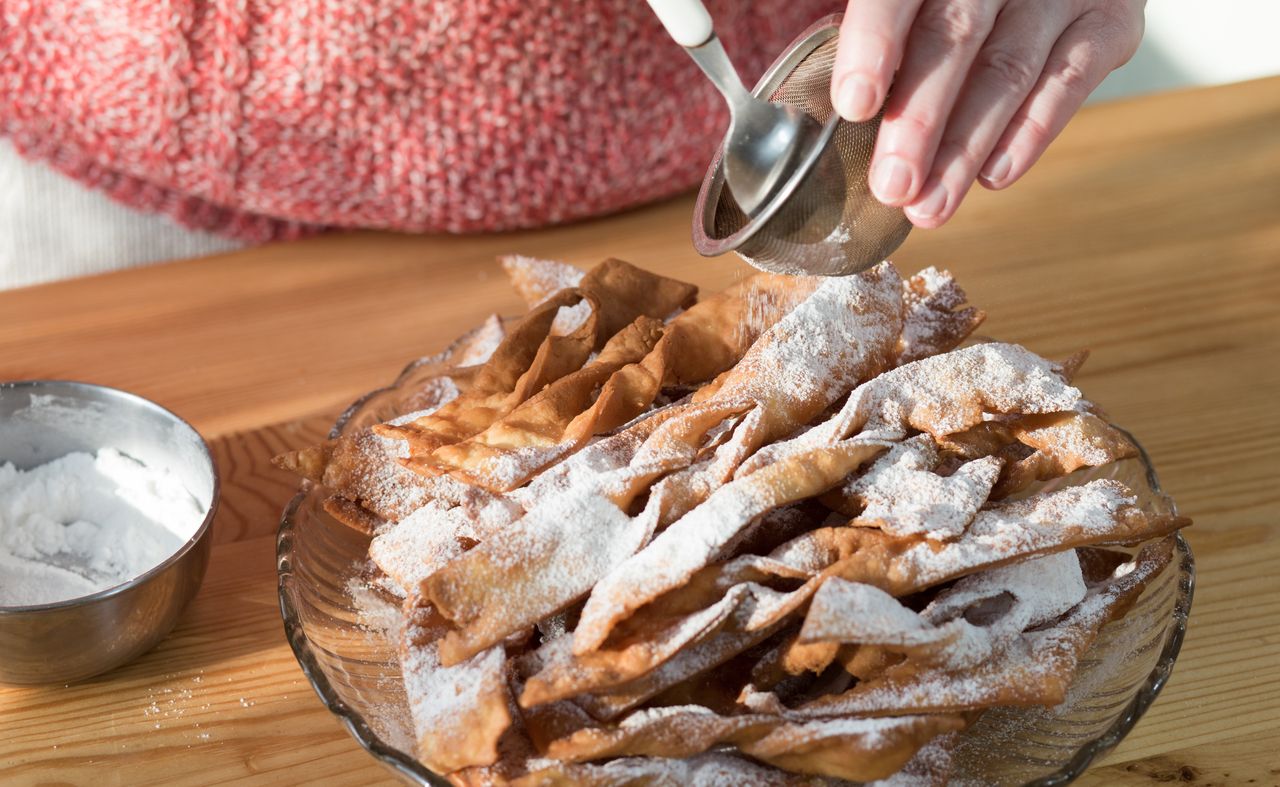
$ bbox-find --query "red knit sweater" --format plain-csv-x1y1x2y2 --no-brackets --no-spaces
0,0,838,241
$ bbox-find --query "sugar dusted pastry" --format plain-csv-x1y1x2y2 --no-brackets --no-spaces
276,256,1190,785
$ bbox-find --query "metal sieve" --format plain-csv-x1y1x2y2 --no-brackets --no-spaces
692,15,912,277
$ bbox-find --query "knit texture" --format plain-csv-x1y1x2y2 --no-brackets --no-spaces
0,0,840,241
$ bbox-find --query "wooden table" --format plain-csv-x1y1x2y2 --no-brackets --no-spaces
1,76,1277,786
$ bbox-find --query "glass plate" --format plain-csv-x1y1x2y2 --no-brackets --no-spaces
277,359,1194,786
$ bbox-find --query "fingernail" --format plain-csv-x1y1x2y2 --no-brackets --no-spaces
835,75,877,121
871,156,913,204
908,183,948,220
981,151,1012,185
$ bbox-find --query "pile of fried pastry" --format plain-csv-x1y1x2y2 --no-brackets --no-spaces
277,257,1189,786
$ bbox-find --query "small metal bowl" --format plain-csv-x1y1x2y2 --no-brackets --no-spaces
0,380,219,684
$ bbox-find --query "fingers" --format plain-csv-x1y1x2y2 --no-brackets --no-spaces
978,6,1145,191
901,0,1074,227
868,0,1003,208
832,0,924,123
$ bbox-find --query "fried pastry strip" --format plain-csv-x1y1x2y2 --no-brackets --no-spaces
400,604,512,773
426,316,664,489
895,266,985,364
789,538,1175,718
273,316,505,529
736,342,1092,479
383,259,697,462
799,550,1087,670
545,705,781,762
574,439,888,655
414,270,821,493
738,714,968,783
500,255,585,307
380,287,598,458
740,480,1179,683
511,752,814,786
368,500,480,594
838,434,1004,540
634,263,903,526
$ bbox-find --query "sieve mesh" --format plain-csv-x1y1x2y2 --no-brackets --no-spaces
700,22,912,276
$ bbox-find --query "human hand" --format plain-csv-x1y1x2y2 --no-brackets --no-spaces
832,0,1145,227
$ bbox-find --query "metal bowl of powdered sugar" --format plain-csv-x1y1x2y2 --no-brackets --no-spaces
0,380,219,684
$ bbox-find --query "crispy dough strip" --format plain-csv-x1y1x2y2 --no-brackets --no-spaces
800,579,967,651
792,537,1176,718
511,752,812,787
522,523,882,710
466,272,828,497
798,550,1086,675
384,259,697,464
521,563,807,709
399,604,511,773
306,430,483,529
635,264,903,526
559,520,897,719
426,488,645,666
368,501,479,594
272,317,503,528
423,401,757,666
426,316,665,490
521,601,739,709
573,439,888,655
508,400,712,509
500,255,585,306
747,478,1179,684
320,495,385,535
750,631,840,690
736,342,1090,478
382,287,598,459
839,434,1004,541
483,271,883,520
896,266,985,364
738,714,968,783
826,479,1185,596
995,410,1140,496
545,705,782,762
560,273,906,652
536,526,908,719
576,257,698,341
573,583,818,721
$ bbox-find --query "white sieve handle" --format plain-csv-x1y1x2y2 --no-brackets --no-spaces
647,0,714,48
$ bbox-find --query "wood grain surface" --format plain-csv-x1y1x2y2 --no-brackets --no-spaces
1,76,1278,785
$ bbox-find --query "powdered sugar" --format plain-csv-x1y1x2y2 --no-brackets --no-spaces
550,299,592,336
530,751,801,786
718,264,902,408
500,256,584,306
897,266,981,364
847,434,1002,540
801,550,1087,671
400,617,510,772
368,500,477,594
0,449,204,606
894,479,1142,587
739,342,1086,476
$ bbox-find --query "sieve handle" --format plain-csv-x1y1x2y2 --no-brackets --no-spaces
647,0,714,48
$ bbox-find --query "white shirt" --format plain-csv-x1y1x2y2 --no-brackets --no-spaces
0,139,243,291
